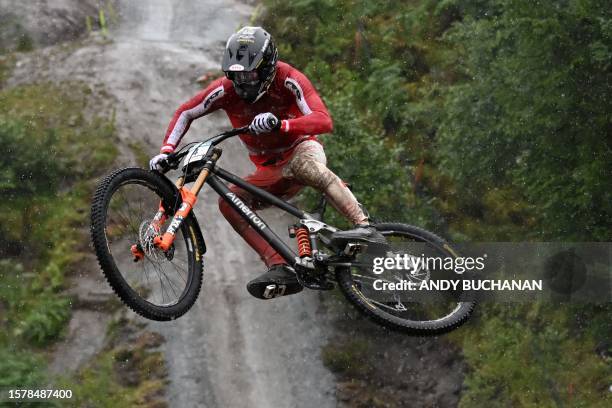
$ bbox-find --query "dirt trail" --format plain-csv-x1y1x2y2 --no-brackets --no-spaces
111,2,336,407
7,1,336,407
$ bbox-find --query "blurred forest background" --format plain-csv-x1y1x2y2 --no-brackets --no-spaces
262,0,611,406
0,0,610,406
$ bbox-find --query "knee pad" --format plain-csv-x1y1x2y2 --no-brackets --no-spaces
289,156,338,191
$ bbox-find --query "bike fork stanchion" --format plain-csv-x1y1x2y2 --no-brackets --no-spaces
191,168,211,195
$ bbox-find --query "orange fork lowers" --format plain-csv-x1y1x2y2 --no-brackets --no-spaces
153,186,197,252
152,152,216,253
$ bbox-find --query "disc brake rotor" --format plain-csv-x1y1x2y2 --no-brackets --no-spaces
138,220,167,262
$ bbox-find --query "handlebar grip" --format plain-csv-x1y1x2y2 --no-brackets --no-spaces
266,116,279,130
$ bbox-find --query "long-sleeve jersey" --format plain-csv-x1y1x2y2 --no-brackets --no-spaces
161,61,333,166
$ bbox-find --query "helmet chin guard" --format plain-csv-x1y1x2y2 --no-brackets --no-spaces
233,69,277,103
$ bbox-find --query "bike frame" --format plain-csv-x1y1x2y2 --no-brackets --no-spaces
152,127,338,267
207,167,306,266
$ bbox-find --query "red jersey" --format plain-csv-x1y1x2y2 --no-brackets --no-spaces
161,61,333,166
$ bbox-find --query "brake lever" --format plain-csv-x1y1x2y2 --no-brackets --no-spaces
159,151,184,173
158,158,172,173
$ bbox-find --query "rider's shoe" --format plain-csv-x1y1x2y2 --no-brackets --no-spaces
331,224,387,245
247,264,303,300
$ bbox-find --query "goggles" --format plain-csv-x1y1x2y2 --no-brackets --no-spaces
231,71,259,85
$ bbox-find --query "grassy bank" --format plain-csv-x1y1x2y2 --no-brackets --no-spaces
56,317,167,408
0,80,117,385
0,55,166,405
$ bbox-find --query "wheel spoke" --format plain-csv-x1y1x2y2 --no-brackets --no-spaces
170,261,188,284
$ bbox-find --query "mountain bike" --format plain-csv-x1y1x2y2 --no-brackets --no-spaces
90,124,475,334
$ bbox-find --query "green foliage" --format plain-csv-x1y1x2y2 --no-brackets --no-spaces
0,54,14,87
0,14,33,54
14,296,71,346
0,118,63,196
62,351,136,408
128,140,150,168
0,82,117,177
0,82,117,250
455,303,612,407
15,33,34,52
438,0,612,241
85,1,118,36
0,348,46,388
0,80,117,392
318,95,424,226
57,324,168,408
99,9,108,36
321,338,370,376
264,0,612,241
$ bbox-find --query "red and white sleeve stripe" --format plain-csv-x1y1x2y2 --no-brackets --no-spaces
161,81,225,153
281,69,332,136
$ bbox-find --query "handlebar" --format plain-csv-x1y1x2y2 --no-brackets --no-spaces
205,125,251,147
161,116,280,172
161,125,251,172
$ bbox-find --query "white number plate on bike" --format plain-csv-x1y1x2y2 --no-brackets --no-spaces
183,141,212,167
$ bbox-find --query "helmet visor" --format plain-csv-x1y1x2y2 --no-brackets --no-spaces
232,71,259,85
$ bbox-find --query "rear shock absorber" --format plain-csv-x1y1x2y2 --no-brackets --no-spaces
289,225,312,257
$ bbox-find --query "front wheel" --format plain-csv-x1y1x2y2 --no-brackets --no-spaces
335,223,475,335
90,168,205,321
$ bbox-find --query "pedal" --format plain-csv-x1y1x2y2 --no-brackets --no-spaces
343,242,367,256
262,284,287,299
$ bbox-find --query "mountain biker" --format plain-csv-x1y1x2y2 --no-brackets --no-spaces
150,27,384,299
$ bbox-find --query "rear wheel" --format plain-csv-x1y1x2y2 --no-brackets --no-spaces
91,168,205,321
335,223,475,335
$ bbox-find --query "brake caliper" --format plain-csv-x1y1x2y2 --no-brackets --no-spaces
130,244,145,262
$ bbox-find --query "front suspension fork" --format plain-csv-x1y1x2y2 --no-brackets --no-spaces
153,165,213,252
153,186,197,251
